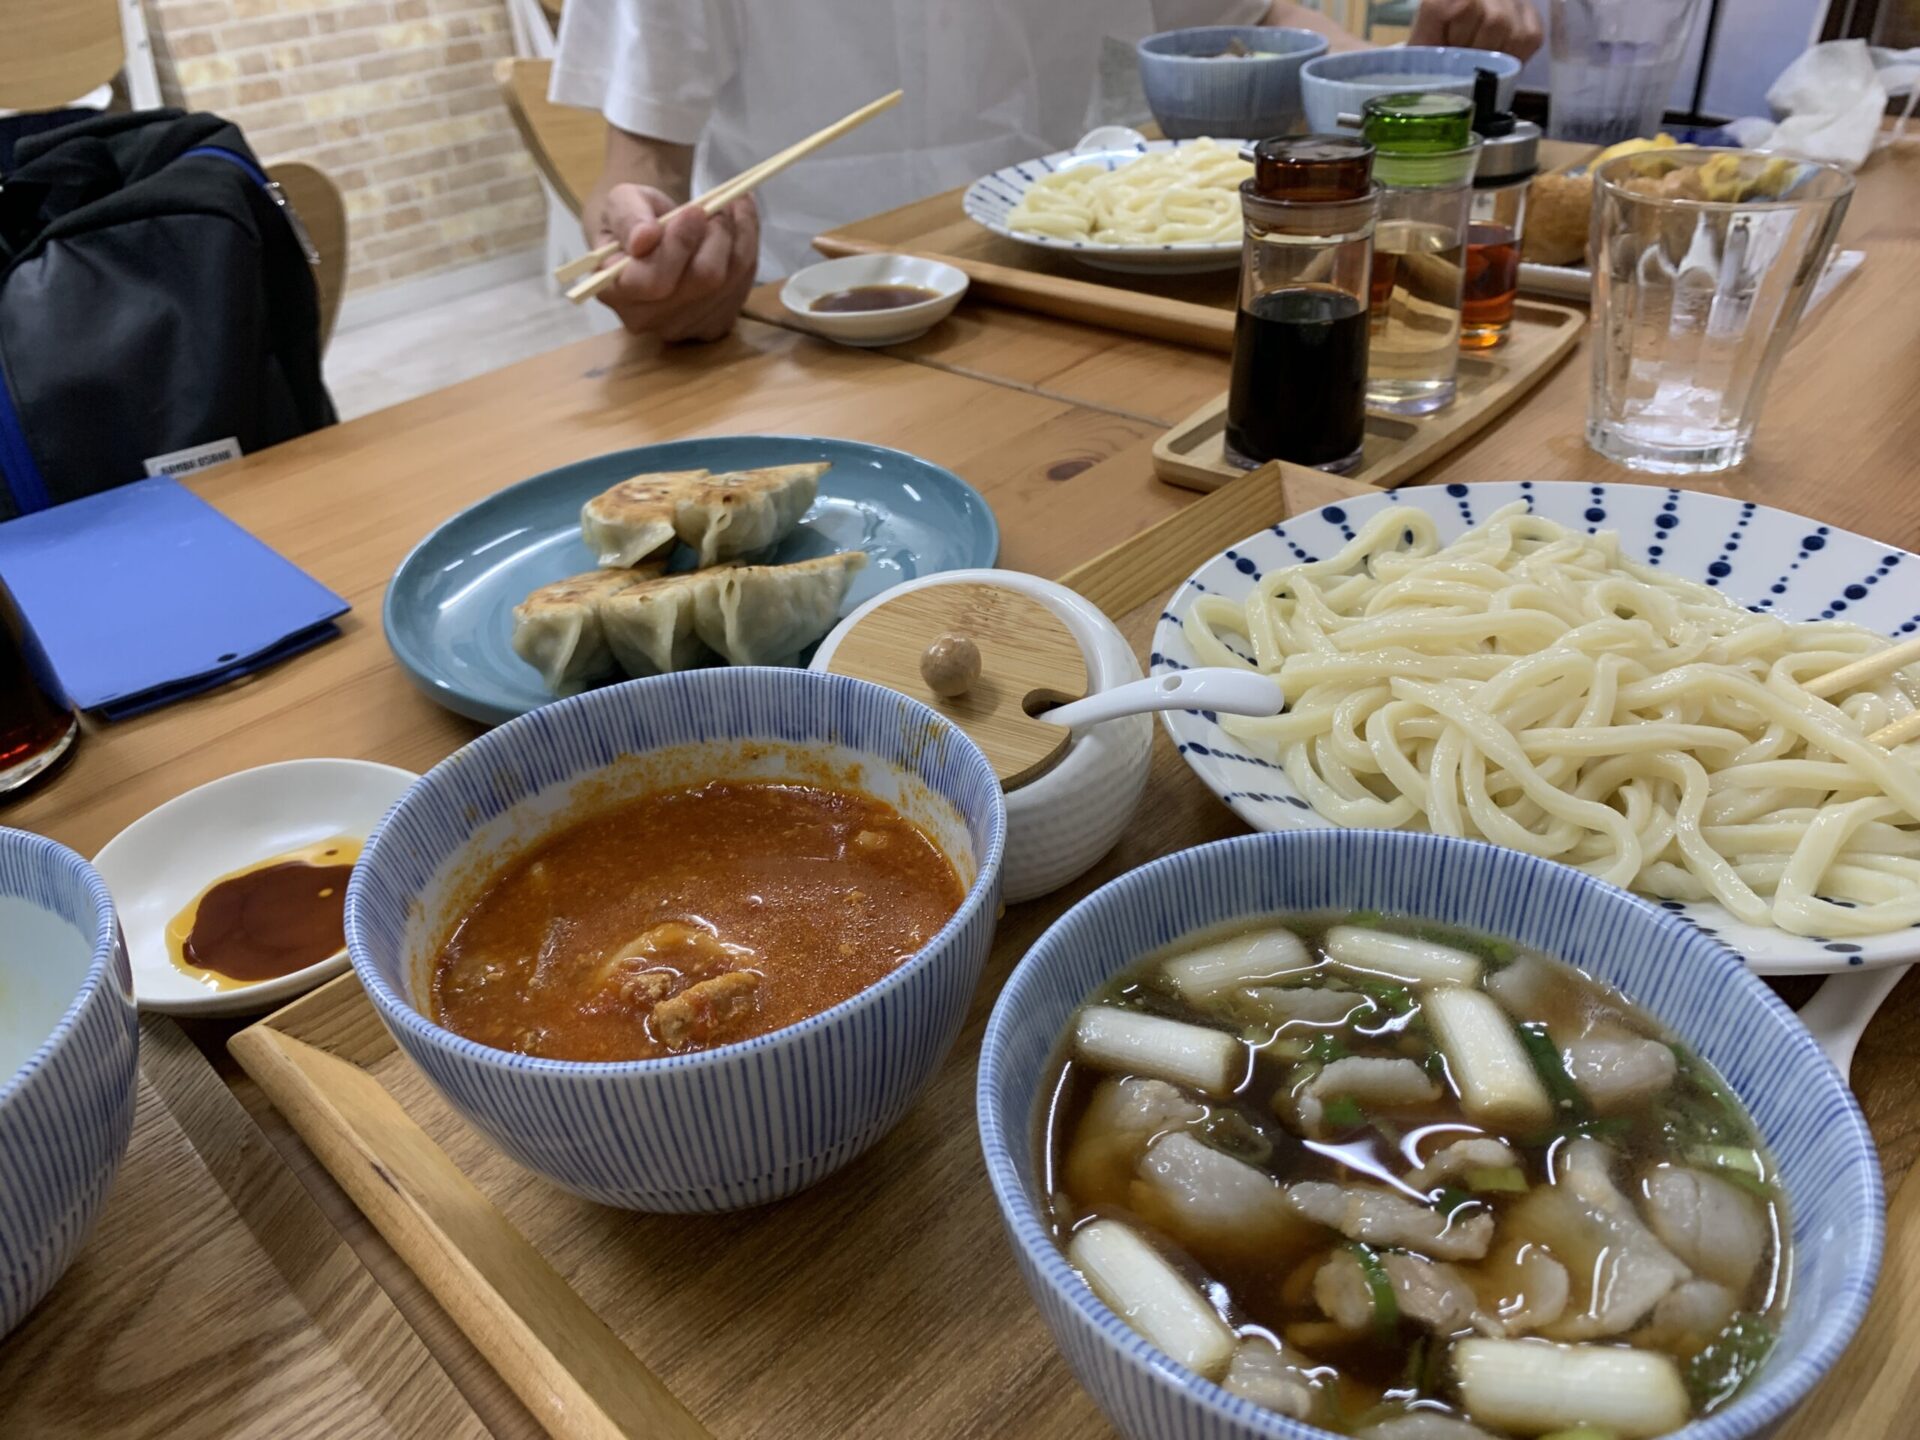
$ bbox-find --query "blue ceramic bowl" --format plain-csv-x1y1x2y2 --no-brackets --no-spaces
1300,45,1521,133
0,829,139,1338
347,666,1007,1212
1138,27,1328,141
979,830,1881,1440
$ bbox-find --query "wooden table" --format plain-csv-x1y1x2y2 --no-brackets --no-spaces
5,138,1920,1437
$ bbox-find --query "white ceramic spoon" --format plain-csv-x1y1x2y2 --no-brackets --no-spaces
1797,963,1910,1083
1042,668,1285,732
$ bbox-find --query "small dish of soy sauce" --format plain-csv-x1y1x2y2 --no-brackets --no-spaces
781,254,969,347
92,758,418,1016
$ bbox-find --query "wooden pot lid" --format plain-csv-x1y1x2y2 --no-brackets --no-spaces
823,583,1088,789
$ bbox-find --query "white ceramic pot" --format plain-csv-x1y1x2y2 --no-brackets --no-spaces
811,569,1152,903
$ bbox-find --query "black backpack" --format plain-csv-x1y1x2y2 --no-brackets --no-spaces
0,109,336,520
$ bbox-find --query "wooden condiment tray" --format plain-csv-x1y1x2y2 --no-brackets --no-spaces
1152,298,1584,494
230,466,1912,1440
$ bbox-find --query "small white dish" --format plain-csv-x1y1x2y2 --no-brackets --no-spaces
779,254,968,347
93,758,418,1016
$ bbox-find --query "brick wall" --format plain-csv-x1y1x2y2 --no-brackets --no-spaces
144,0,547,295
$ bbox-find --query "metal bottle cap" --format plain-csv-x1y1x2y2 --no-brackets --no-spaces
1470,67,1539,186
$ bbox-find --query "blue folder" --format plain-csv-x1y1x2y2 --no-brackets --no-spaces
0,477,348,719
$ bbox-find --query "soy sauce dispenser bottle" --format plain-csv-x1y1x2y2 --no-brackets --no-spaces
1225,136,1378,475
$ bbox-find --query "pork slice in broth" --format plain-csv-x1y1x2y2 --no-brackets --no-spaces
1287,1182,1495,1261
1293,1057,1441,1137
1314,1248,1485,1333
1064,1075,1205,1204
1133,1130,1308,1264
1561,1032,1677,1114
1638,1164,1769,1292
1484,952,1633,1041
1518,1139,1689,1339
1469,1238,1570,1336
1405,1137,1519,1192
1220,1338,1322,1421
1244,985,1373,1027
1637,1278,1741,1356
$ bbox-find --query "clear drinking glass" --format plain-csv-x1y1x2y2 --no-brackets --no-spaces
1587,150,1854,474
1548,0,1702,146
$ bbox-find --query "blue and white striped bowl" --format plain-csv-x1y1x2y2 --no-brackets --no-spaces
347,667,1006,1212
1137,27,1328,142
0,828,140,1338
1299,46,1520,133
979,830,1881,1440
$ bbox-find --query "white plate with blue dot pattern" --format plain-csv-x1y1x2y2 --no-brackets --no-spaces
1151,481,1920,975
962,138,1242,276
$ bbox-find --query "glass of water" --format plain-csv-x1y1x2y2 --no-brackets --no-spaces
1588,150,1853,474
1549,0,1701,146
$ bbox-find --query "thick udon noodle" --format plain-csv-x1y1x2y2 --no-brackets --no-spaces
1004,139,1249,245
1183,504,1920,937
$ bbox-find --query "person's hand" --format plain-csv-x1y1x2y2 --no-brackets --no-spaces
584,183,760,342
1408,0,1543,61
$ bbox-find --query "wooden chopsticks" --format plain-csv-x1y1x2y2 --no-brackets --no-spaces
557,89,904,304
1805,634,1920,747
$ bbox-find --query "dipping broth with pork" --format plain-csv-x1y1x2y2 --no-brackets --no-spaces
1044,913,1785,1439
431,779,964,1061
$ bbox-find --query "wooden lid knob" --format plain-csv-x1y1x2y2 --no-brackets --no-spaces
824,583,1088,788
920,633,981,697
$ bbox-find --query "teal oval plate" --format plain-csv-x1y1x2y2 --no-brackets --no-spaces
384,436,1000,725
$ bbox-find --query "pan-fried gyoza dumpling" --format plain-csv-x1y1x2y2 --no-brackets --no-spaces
674,462,827,567
599,551,867,676
598,565,732,678
579,469,709,567
693,550,867,664
511,564,664,694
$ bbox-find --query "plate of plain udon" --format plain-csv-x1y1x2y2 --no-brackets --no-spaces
1152,482,1920,972
963,135,1247,274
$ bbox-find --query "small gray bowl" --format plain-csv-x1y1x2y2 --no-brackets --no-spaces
1138,27,1328,141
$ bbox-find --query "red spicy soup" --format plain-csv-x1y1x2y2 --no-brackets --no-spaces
430,780,965,1061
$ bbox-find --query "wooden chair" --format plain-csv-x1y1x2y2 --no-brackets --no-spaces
496,57,603,217
267,162,347,351
0,0,124,111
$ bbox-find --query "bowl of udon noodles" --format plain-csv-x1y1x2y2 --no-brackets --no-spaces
346,666,1005,1212
978,828,1881,1440
1153,482,1920,972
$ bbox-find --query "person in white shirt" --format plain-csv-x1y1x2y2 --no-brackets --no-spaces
551,0,1542,340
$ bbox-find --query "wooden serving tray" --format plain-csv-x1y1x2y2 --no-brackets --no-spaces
812,184,1242,351
808,142,1605,353
0,1018,480,1438
1152,297,1585,493
223,469,1363,1440
229,465,1912,1440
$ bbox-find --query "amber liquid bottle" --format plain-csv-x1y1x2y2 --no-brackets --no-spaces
1463,69,1540,349
0,572,78,796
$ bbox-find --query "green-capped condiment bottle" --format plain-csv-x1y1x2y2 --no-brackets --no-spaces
1361,93,1481,413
